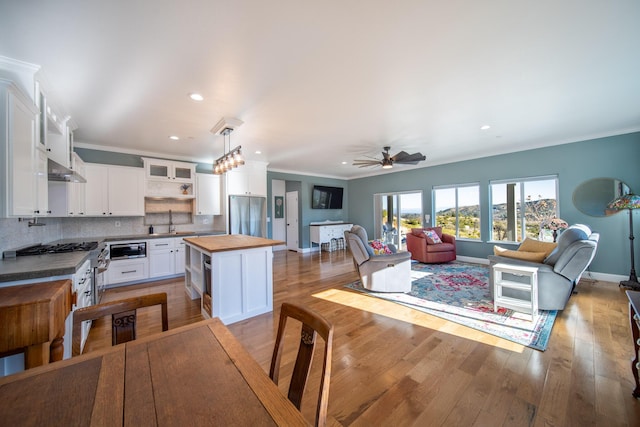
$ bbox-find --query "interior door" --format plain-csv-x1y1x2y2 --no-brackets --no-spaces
286,191,299,251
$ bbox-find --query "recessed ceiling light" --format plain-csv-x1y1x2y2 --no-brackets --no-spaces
189,93,204,101
480,125,491,130
341,161,348,165
169,135,180,140
255,150,262,154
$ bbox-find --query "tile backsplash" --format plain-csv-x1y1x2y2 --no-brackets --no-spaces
0,215,225,255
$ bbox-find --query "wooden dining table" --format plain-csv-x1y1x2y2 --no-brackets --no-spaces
0,318,309,426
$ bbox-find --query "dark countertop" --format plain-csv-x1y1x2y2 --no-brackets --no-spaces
0,252,92,284
0,231,225,284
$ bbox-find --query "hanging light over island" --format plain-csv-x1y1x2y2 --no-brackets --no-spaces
210,117,244,175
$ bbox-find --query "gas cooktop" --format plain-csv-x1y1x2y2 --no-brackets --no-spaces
14,242,99,256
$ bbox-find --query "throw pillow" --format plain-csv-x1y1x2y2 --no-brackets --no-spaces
493,245,547,262
368,239,392,255
518,238,557,258
423,229,442,245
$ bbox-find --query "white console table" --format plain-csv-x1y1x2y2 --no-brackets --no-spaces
492,263,539,322
310,222,353,251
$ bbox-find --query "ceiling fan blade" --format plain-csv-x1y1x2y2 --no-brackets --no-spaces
394,152,426,164
352,159,382,166
390,151,411,162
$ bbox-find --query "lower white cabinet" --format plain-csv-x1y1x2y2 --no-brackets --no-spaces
107,258,149,285
149,237,188,278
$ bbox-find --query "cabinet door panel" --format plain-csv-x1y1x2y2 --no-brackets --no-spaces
108,166,144,216
9,92,37,216
149,248,175,278
84,164,109,215
196,173,220,215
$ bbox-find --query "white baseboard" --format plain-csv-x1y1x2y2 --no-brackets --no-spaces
456,256,626,284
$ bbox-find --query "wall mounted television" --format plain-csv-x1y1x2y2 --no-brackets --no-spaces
311,185,343,209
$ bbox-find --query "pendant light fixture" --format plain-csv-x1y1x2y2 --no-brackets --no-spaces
211,117,244,175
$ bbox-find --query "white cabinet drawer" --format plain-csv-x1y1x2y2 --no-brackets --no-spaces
149,238,174,250
107,259,149,284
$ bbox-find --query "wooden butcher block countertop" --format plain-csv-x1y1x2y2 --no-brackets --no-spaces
183,234,284,253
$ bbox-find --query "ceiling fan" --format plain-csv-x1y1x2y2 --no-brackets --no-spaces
353,146,426,169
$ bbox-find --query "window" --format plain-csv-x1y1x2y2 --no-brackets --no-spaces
433,184,480,240
490,176,559,242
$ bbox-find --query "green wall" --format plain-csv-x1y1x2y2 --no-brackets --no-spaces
74,148,214,173
346,132,640,276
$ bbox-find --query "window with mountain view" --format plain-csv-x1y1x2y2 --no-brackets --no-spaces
490,176,559,242
433,184,480,240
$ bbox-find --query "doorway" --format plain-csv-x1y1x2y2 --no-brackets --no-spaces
373,191,423,250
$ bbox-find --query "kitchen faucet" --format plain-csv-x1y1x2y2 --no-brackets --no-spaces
169,209,176,234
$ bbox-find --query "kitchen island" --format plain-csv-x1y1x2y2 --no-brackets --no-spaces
183,235,284,324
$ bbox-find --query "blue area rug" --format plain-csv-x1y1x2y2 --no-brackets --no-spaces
345,261,557,350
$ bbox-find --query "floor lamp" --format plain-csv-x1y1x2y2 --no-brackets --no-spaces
608,193,640,291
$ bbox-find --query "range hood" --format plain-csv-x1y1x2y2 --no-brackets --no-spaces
48,159,86,183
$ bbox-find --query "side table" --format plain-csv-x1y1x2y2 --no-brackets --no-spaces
492,263,539,322
626,290,640,398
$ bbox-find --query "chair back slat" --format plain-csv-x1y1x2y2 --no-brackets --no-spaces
269,302,333,427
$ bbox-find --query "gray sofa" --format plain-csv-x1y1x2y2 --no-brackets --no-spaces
488,224,599,310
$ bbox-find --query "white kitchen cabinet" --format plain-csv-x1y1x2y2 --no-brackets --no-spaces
149,238,176,278
84,163,109,215
143,157,195,183
48,154,87,217
84,163,144,216
0,80,41,217
226,161,267,196
195,173,221,215
106,258,149,285
108,166,144,216
35,148,50,216
149,237,188,278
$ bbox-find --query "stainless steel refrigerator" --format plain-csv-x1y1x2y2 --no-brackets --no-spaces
229,195,266,237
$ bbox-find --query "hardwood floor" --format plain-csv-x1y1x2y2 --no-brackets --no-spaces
85,250,640,426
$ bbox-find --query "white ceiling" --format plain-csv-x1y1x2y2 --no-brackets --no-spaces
1,1,639,179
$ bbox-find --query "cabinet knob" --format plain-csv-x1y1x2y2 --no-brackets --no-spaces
34,210,40,214
46,148,51,152
102,212,106,215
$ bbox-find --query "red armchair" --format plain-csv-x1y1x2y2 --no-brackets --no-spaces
406,227,456,264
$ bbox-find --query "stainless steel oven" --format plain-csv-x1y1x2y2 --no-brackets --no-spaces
110,242,147,260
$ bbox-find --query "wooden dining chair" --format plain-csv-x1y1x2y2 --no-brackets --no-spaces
269,302,334,427
72,292,168,356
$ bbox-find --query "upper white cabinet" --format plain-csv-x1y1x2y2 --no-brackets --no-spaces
196,173,221,215
226,161,267,196
143,158,195,183
48,153,86,217
0,80,43,217
142,157,196,198
84,163,144,216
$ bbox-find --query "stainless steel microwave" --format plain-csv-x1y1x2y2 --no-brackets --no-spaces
110,242,147,260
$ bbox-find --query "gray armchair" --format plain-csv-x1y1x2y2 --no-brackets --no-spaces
488,224,599,310
344,225,412,292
